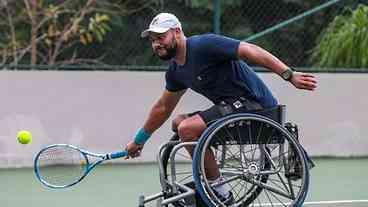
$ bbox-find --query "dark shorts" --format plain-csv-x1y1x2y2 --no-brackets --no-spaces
189,97,264,125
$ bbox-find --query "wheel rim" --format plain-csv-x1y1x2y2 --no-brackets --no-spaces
193,114,309,207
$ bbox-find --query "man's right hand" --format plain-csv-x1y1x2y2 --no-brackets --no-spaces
125,140,144,158
290,72,318,91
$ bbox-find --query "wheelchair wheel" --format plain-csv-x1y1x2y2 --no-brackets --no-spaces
192,113,310,207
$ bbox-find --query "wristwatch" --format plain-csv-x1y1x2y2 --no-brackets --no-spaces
281,68,294,81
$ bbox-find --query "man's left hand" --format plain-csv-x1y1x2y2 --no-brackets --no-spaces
290,72,317,91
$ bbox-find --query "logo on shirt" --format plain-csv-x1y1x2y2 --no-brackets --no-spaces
197,76,202,81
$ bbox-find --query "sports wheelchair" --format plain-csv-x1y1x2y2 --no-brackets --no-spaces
138,105,313,207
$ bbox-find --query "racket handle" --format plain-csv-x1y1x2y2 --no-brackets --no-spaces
109,150,128,159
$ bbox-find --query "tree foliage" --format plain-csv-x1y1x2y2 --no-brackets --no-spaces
0,0,160,66
311,4,368,68
0,0,356,69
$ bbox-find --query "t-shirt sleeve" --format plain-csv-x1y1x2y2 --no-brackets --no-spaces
199,34,240,61
165,68,187,92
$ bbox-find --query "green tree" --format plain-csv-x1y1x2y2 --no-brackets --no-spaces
0,0,163,67
0,0,134,66
311,4,368,68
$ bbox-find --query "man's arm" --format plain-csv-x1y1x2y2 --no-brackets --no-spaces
142,89,186,134
126,89,186,157
237,42,317,90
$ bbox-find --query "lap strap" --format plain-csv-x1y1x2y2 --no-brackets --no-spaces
217,97,263,116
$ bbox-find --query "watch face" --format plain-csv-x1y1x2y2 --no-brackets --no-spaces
282,70,293,80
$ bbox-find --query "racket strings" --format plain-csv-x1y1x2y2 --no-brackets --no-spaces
37,146,87,187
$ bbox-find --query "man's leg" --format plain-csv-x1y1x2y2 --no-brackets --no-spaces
176,114,220,180
173,113,233,202
171,114,188,133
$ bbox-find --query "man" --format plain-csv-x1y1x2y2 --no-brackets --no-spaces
126,12,317,202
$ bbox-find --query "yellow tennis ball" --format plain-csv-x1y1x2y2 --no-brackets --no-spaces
17,130,32,144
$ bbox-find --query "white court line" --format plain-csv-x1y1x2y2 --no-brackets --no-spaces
304,200,368,205
252,200,368,206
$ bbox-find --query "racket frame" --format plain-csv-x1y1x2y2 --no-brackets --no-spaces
34,144,127,189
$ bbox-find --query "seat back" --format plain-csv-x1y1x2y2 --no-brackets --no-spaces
211,105,286,145
251,105,285,125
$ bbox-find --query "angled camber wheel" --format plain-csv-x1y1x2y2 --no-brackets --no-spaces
193,113,310,207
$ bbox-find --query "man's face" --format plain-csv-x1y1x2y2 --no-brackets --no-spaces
149,30,177,61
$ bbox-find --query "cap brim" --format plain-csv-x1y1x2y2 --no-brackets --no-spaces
141,27,170,38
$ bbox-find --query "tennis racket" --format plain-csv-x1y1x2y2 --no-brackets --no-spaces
34,144,128,189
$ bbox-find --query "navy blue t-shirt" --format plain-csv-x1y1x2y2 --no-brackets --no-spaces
165,34,277,108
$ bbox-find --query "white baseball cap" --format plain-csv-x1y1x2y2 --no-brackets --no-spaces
141,13,182,38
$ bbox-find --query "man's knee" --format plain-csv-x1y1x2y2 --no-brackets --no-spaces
172,114,188,132
177,116,206,142
177,121,195,142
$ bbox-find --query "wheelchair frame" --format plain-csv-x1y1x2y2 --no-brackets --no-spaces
138,105,311,207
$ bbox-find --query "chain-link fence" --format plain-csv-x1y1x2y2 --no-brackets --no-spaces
0,0,365,70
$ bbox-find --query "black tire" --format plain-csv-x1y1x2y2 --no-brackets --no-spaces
193,113,310,207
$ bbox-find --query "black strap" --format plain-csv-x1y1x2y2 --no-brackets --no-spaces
217,97,263,116
218,103,234,116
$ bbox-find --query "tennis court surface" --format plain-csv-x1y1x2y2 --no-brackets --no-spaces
304,200,368,207
0,158,367,207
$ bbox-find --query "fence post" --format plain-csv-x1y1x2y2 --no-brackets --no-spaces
213,0,221,34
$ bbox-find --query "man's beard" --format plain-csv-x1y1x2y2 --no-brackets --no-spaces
156,39,177,61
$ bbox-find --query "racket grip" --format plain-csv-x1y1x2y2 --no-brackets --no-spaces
109,150,128,159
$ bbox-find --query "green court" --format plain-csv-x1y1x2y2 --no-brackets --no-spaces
1,158,367,207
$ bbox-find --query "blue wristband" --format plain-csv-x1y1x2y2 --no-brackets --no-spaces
134,128,151,145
